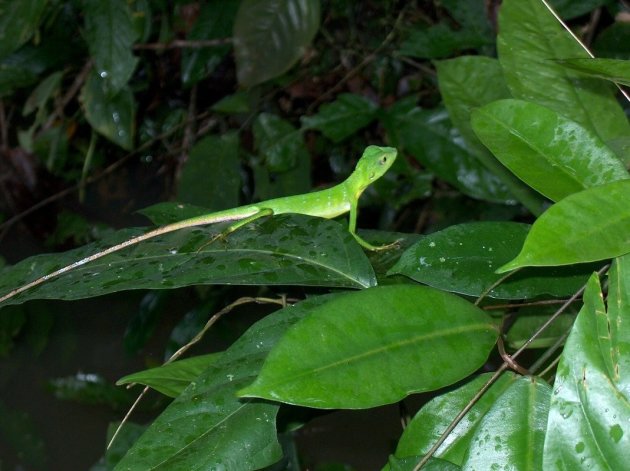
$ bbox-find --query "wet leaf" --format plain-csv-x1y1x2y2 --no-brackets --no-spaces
472,99,629,201
0,215,376,309
498,0,630,143
389,222,596,299
83,0,138,93
117,295,335,470
91,422,146,471
394,373,517,466
239,285,499,408
462,377,551,470
234,0,321,87
81,71,136,150
117,353,221,398
0,0,46,59
498,180,630,271
301,93,378,143
543,258,630,468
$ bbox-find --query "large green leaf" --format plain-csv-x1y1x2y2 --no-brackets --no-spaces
301,93,378,143
239,285,499,408
117,293,337,469
181,0,238,86
471,99,629,201
389,222,595,299
543,259,630,469
0,215,376,309
556,58,630,87
177,132,241,210
497,0,630,143
82,0,138,94
0,0,46,59
462,377,551,470
498,180,630,272
234,0,320,87
81,71,136,150
394,373,517,466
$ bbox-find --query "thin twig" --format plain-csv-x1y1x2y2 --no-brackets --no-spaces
107,295,296,450
134,38,232,51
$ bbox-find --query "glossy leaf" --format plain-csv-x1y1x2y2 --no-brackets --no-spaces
498,0,630,143
301,93,378,143
234,0,321,87
81,71,136,150
384,456,459,471
389,222,594,299
181,0,238,86
117,292,336,469
436,56,511,157
543,259,630,469
556,58,630,87
117,353,221,398
0,215,376,309
472,99,629,201
253,113,307,172
462,377,551,470
394,373,517,466
177,132,241,210
505,309,576,350
385,104,519,205
82,0,138,94
498,180,630,272
239,285,499,408
0,0,46,59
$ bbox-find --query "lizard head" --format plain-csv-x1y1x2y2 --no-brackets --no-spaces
352,145,398,190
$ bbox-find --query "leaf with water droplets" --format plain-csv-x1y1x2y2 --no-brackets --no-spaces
543,256,630,468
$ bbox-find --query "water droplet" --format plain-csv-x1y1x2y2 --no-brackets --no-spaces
429,242,436,248
99,70,108,78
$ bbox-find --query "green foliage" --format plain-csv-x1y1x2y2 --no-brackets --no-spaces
0,0,629,469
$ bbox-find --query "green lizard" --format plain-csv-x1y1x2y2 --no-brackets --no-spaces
0,145,398,304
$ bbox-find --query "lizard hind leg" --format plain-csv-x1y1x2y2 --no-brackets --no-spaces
195,208,274,253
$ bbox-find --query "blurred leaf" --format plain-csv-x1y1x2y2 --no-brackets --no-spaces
398,0,493,59
123,291,169,355
211,90,253,114
0,0,46,59
137,201,212,225
556,58,630,87
301,94,378,143
543,259,630,468
0,400,47,469
389,222,595,299
462,377,550,470
23,71,63,116
178,132,241,210
47,373,135,410
181,0,238,86
240,285,498,408
0,215,377,309
499,180,630,271
81,71,136,150
472,99,629,201
117,353,221,397
594,22,630,60
436,56,511,157
0,305,26,357
117,294,338,469
395,373,516,465
547,0,613,19
82,0,138,93
498,0,630,143
129,0,152,43
505,308,576,350
252,144,312,200
254,113,307,172
234,0,321,87
385,104,542,208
